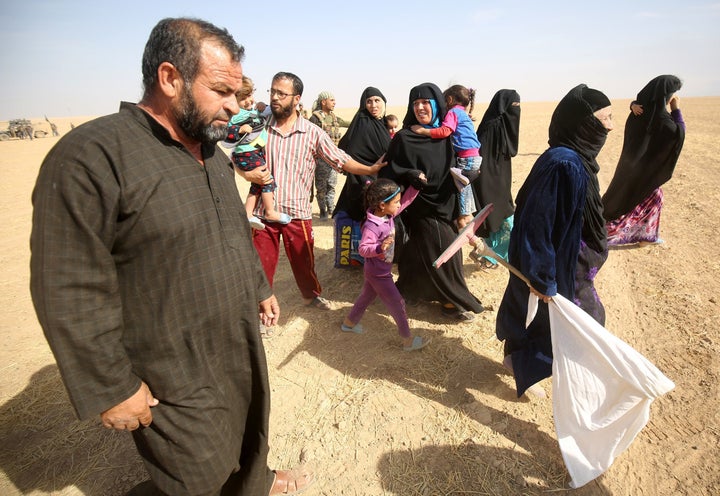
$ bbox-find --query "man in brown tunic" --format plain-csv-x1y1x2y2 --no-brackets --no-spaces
30,17,312,496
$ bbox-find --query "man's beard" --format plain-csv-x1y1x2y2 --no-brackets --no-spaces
271,99,295,120
175,83,230,144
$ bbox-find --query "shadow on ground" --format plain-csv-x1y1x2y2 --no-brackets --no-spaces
0,365,146,495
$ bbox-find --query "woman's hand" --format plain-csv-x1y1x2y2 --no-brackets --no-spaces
528,285,552,303
456,214,473,229
406,170,427,189
631,103,644,116
668,94,680,111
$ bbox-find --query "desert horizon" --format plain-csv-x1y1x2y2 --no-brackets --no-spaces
2,93,718,127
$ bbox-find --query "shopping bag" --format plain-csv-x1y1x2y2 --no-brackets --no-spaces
333,210,364,268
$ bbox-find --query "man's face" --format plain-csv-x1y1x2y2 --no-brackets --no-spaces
173,41,243,144
270,78,300,119
322,97,336,112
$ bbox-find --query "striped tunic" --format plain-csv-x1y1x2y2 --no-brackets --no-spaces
260,114,351,220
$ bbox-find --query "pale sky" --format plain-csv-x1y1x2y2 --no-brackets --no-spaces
1,0,718,120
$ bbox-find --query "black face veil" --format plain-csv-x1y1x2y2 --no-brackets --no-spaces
549,84,611,253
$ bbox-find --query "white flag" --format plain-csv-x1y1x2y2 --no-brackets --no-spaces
535,294,675,488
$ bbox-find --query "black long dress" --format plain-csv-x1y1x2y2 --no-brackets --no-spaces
602,75,685,221
472,89,520,236
379,83,483,314
333,87,391,221
30,103,273,494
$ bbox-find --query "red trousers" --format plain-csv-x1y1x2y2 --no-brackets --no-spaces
252,219,322,300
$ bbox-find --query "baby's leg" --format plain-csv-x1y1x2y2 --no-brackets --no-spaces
245,192,259,218
260,190,280,218
259,180,284,222
458,156,481,184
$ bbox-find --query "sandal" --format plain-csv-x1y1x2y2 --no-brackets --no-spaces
503,355,546,398
639,238,664,247
468,248,483,263
341,323,364,334
269,467,315,495
450,167,470,190
441,305,477,322
480,258,498,269
305,296,331,310
403,335,431,352
249,216,266,230
266,212,292,225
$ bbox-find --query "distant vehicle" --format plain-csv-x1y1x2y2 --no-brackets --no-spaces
0,118,48,141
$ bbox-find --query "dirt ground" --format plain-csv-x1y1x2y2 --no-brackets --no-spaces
1,98,718,495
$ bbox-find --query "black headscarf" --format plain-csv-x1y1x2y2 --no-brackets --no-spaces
548,84,611,253
380,83,457,221
602,75,685,220
333,87,390,220
401,83,446,129
473,89,521,233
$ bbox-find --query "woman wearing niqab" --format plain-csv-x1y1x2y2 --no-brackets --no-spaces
602,75,685,245
496,84,613,397
333,87,391,221
379,83,483,321
472,89,521,266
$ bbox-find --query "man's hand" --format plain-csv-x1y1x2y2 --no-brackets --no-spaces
242,166,272,185
369,153,388,174
101,381,159,431
259,294,280,327
343,154,387,177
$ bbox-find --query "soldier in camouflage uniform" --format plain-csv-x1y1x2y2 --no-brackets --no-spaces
309,91,351,220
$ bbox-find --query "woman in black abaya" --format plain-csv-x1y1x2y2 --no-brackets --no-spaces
496,84,614,397
472,89,521,267
602,75,685,246
333,87,391,221
379,82,483,322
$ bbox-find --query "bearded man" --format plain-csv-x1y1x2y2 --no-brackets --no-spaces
30,17,312,496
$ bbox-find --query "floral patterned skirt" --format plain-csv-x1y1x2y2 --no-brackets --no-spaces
574,240,609,326
606,188,663,246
